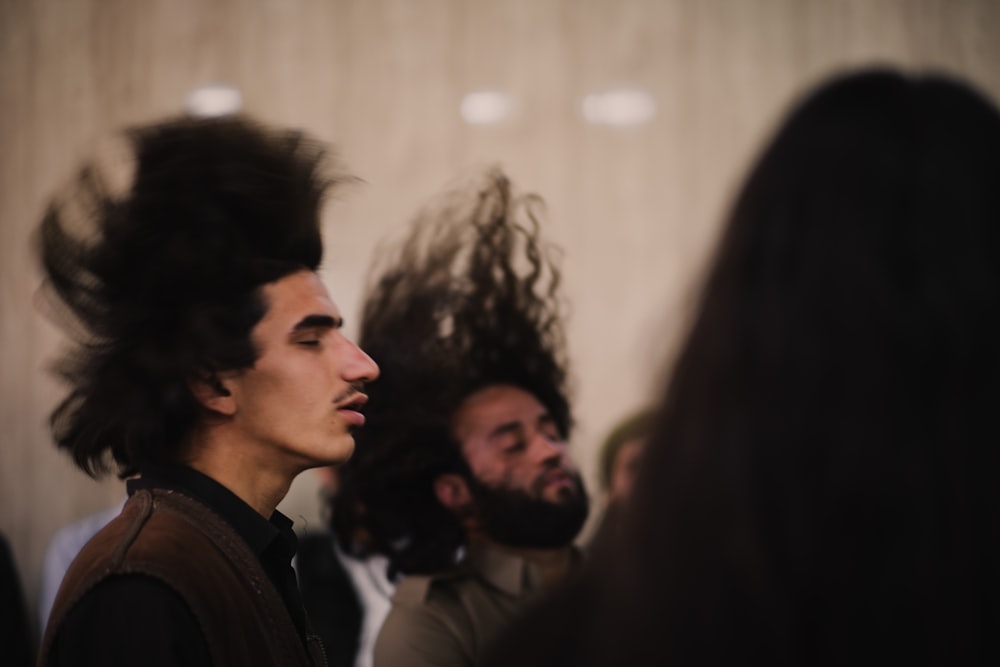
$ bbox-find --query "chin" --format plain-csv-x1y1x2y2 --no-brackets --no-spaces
331,441,356,464
314,435,356,466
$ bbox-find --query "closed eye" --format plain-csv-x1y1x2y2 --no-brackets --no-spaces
503,440,527,454
539,416,562,442
290,314,342,349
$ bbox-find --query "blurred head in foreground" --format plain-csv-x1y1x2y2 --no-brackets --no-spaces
486,68,1000,666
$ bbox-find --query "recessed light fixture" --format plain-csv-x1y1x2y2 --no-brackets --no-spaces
460,91,514,125
581,88,656,126
185,83,243,118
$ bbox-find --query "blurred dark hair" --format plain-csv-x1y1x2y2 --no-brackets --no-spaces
38,116,340,478
340,168,571,576
486,69,1000,666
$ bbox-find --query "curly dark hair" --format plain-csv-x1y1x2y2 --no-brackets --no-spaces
337,168,571,576
38,116,340,478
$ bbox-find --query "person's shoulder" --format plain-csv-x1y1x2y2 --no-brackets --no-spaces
65,489,250,612
55,492,155,588
391,566,472,608
46,574,211,667
73,573,191,610
48,502,124,554
375,575,476,667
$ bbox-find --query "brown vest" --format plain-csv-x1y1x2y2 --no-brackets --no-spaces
38,488,327,667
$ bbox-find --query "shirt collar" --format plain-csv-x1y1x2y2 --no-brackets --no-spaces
128,463,294,560
466,544,583,597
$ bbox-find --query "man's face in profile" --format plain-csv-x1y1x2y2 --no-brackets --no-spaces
450,384,589,548
219,270,379,471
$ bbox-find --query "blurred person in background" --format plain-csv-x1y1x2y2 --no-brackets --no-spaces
296,465,395,667
36,117,378,667
483,67,1000,666
348,169,589,667
587,408,654,551
37,497,125,635
0,531,33,667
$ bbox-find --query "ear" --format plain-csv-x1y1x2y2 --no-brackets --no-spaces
433,473,473,514
188,372,237,417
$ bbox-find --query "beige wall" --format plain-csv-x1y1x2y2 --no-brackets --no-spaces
2,0,999,632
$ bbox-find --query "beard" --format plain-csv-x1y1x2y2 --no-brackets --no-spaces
462,467,590,549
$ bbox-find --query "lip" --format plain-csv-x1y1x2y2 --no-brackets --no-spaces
336,393,368,427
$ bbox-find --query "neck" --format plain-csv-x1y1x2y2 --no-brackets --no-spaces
181,425,295,518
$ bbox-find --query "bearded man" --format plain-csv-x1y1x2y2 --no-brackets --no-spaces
342,169,589,667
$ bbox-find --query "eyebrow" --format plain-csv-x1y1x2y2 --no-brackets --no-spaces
291,314,343,332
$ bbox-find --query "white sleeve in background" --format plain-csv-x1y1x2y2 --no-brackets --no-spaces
38,501,126,633
334,543,396,667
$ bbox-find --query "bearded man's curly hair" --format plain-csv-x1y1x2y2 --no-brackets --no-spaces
38,116,341,478
337,168,571,576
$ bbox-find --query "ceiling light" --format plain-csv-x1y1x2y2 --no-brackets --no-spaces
581,88,656,126
185,84,243,118
460,91,513,125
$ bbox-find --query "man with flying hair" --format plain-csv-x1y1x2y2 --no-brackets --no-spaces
342,169,589,667
36,117,379,667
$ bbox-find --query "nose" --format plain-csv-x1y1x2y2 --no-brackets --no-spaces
344,339,380,383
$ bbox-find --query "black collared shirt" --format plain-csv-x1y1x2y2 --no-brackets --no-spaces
130,464,310,640
48,464,310,667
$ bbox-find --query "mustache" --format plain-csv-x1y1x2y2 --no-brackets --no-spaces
532,462,581,495
333,382,366,406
